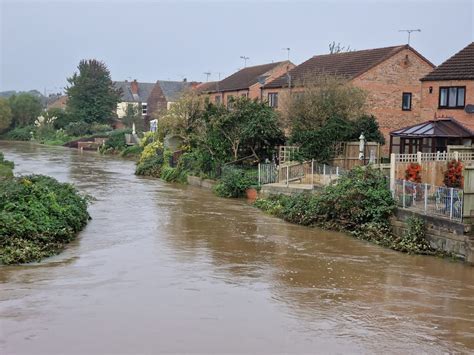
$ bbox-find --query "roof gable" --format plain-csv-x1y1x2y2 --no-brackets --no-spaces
217,61,289,92
114,81,155,102
156,80,191,102
264,45,425,89
421,42,474,81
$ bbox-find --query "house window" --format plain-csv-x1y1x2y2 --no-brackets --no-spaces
268,93,278,108
227,95,234,109
215,95,221,104
402,92,412,111
141,103,148,115
439,87,466,108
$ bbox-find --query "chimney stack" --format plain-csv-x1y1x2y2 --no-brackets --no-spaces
131,79,139,95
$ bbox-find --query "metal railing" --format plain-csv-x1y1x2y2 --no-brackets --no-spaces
258,163,278,185
393,179,463,221
258,160,344,187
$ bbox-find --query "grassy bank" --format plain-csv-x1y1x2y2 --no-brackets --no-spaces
254,167,440,256
0,174,90,264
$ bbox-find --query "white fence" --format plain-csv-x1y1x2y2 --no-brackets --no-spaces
393,179,463,221
393,151,474,163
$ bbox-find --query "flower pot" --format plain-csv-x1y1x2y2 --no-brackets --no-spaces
246,188,258,201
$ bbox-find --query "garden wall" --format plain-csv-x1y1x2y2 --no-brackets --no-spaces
391,208,474,263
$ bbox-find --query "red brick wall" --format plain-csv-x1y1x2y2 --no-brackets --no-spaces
353,48,434,153
420,80,474,129
147,83,168,118
206,61,295,105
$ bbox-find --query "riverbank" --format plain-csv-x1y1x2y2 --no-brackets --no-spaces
2,141,474,353
0,151,90,264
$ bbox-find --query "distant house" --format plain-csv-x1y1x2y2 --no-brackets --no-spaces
206,61,294,106
46,95,67,110
146,80,195,118
262,45,435,154
420,42,474,130
114,79,155,119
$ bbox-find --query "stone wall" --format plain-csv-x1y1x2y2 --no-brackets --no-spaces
391,208,474,263
187,175,217,190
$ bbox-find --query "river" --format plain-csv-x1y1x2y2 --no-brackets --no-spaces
0,141,473,354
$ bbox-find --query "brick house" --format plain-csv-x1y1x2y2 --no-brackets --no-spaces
146,79,195,118
389,42,474,154
262,45,435,154
420,42,474,130
206,61,294,106
114,79,155,119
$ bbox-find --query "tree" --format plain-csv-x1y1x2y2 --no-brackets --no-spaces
329,41,352,54
0,98,13,133
211,97,284,162
8,93,42,127
281,74,367,133
158,90,204,144
66,59,121,124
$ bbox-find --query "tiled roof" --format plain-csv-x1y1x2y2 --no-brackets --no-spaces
265,45,418,88
390,118,474,138
194,81,218,94
157,80,191,102
216,61,289,92
421,42,474,81
114,81,155,102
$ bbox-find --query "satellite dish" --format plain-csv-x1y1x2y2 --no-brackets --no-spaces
465,104,474,114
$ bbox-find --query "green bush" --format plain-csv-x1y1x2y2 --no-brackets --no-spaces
254,167,443,256
65,121,91,136
102,129,130,152
120,145,143,158
214,167,257,198
90,123,112,134
5,125,34,141
0,152,14,178
135,154,164,177
0,175,90,264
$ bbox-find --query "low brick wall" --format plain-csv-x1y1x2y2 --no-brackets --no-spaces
187,175,217,190
392,208,474,262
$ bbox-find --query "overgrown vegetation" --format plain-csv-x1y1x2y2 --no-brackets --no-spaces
278,74,384,162
254,167,438,255
136,94,281,193
0,152,14,178
214,167,258,198
0,174,90,264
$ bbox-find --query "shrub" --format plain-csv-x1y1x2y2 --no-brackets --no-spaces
120,145,143,158
405,163,422,183
135,154,164,177
392,216,433,254
102,129,130,152
214,167,257,198
0,175,90,264
90,123,112,134
444,160,463,188
5,125,34,141
316,166,395,229
65,121,91,137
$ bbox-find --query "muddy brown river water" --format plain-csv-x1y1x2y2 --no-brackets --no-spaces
0,141,473,354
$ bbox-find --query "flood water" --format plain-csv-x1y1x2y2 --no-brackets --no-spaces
0,141,473,354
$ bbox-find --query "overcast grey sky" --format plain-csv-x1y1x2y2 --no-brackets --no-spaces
1,0,473,92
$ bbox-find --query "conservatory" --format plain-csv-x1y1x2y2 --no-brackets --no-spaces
390,118,474,154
